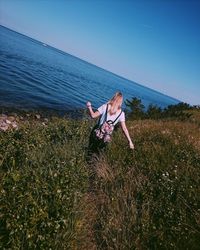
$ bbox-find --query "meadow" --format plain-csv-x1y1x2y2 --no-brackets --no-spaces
0,105,200,249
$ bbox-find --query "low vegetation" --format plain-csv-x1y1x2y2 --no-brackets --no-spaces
0,100,200,249
125,97,200,121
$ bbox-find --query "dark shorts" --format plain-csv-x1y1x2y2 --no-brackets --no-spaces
88,125,107,156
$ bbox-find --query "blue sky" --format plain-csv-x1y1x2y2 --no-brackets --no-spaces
0,0,199,105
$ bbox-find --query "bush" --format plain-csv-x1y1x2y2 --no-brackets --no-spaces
146,104,162,119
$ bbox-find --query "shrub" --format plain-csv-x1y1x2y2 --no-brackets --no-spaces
125,97,195,121
125,97,145,119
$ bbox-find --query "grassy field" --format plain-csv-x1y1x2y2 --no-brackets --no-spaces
0,110,200,249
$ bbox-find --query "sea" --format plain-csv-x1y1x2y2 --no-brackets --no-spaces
0,25,179,116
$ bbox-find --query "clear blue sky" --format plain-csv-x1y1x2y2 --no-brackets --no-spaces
0,0,199,105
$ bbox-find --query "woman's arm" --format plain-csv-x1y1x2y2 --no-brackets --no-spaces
120,121,134,149
86,101,101,119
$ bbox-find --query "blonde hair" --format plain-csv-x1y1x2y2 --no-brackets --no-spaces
108,92,123,115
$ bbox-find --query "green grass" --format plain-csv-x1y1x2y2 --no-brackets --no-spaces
0,113,200,249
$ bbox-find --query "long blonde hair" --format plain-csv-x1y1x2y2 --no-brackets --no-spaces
108,92,123,115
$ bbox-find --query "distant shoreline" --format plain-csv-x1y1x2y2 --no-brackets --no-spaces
0,105,86,119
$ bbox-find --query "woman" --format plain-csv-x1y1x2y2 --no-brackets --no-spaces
86,92,134,156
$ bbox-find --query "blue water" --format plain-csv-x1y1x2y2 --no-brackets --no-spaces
0,25,179,113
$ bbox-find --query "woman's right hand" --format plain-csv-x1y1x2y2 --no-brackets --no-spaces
86,101,92,108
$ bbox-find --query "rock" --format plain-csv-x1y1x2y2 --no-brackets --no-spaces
0,125,9,131
8,116,15,122
12,123,18,129
35,114,41,119
0,114,19,131
1,114,7,119
1,121,8,127
44,118,48,122
6,119,12,124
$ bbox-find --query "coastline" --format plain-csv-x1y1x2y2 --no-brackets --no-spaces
0,106,86,118
0,106,86,132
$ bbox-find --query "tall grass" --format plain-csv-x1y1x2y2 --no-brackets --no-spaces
92,120,200,249
0,118,89,249
0,114,200,249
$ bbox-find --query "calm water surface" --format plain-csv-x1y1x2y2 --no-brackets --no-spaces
0,25,179,114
